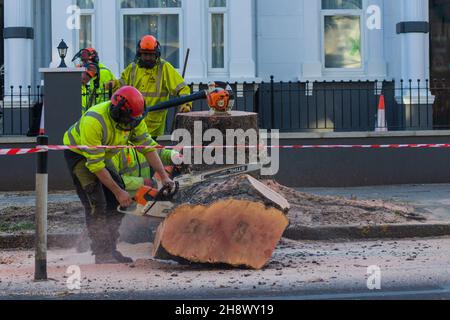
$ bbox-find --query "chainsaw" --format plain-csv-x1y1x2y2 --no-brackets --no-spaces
144,81,235,115
117,83,247,218
117,163,262,218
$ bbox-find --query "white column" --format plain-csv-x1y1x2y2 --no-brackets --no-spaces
183,0,207,81
400,0,428,83
301,0,322,78
4,0,33,90
228,0,256,79
96,0,120,76
366,0,387,78
50,0,76,68
397,0,433,128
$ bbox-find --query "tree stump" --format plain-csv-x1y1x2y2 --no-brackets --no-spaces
152,174,290,269
174,111,260,171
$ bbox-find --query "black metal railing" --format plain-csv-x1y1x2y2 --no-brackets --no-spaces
2,78,449,137
163,77,450,134
1,86,44,136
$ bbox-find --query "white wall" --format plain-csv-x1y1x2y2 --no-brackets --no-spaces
6,0,434,88
256,0,431,83
256,0,304,81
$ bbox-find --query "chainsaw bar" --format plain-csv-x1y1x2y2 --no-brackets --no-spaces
173,163,262,189
119,163,262,219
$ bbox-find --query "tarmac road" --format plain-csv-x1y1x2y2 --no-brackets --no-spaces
2,236,450,301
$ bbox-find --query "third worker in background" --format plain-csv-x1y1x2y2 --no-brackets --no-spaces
113,35,192,138
73,48,117,115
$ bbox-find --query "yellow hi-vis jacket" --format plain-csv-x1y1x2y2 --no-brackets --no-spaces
111,143,179,194
116,59,191,137
63,101,156,174
81,63,117,115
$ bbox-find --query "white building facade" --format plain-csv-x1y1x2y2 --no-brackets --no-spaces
3,0,446,87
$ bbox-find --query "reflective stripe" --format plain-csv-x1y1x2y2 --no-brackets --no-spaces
133,133,150,142
109,149,121,157
84,148,104,155
87,157,104,165
142,92,169,98
173,82,187,96
155,61,165,97
138,139,155,147
85,112,108,145
67,130,77,147
120,167,133,175
121,162,150,176
119,79,126,87
75,122,81,135
121,151,128,167
131,63,137,87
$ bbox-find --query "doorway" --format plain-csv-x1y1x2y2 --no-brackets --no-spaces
429,0,450,128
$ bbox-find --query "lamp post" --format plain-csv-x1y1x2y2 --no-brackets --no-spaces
57,39,68,68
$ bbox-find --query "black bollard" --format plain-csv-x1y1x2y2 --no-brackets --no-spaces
34,135,48,281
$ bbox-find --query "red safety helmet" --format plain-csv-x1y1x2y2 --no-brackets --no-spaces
110,86,146,130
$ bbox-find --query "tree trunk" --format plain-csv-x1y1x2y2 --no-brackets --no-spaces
152,174,290,269
174,111,260,171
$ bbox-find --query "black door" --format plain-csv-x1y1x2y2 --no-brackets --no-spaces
430,0,450,128
0,0,4,91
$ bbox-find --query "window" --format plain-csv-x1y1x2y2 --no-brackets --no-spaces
208,0,227,72
120,0,182,69
322,0,363,69
77,0,95,50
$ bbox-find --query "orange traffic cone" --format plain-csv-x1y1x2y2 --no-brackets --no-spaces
375,94,388,132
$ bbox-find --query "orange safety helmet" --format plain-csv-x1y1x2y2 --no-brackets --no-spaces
110,86,146,130
137,35,161,57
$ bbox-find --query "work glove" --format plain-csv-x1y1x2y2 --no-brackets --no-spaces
179,103,192,113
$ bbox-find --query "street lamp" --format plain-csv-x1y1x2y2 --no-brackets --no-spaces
57,39,68,68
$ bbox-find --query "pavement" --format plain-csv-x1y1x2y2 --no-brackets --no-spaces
287,184,450,240
297,184,450,222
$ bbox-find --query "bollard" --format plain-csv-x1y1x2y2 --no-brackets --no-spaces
35,135,48,281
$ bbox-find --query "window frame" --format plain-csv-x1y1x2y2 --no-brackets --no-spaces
208,3,228,75
321,0,365,74
76,1,96,53
119,6,184,72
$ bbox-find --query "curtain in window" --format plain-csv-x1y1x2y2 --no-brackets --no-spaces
209,0,226,7
324,15,361,68
123,15,179,68
211,14,224,68
121,0,181,8
77,0,95,9
80,15,93,49
322,0,362,10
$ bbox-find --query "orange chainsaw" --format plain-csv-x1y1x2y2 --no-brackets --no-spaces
117,163,262,218
143,82,235,115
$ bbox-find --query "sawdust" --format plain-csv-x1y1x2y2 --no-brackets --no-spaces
0,180,425,237
263,180,425,227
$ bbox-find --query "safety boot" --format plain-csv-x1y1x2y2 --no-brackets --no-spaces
112,250,133,263
95,253,120,265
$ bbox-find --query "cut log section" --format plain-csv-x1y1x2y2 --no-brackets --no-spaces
152,174,290,269
175,111,260,172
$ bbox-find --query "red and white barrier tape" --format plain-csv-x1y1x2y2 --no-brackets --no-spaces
2,143,450,156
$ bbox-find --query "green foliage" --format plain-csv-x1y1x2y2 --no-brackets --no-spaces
0,221,35,232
